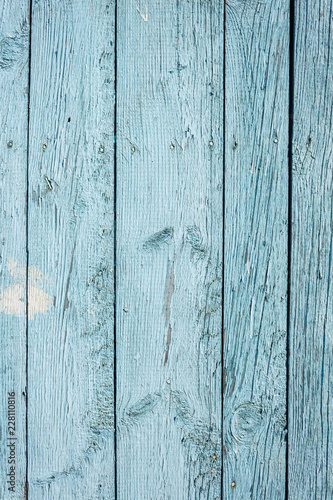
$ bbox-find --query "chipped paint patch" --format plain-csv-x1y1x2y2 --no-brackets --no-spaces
28,285,53,320
0,284,25,317
0,259,53,319
7,257,25,281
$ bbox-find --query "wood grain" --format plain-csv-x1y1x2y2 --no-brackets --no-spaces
27,1,115,497
223,0,289,498
289,1,333,497
116,1,223,498
0,0,29,497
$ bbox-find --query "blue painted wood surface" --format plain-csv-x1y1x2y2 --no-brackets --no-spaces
116,1,223,498
27,0,115,498
223,1,289,498
289,0,333,497
0,1,332,499
0,1,29,498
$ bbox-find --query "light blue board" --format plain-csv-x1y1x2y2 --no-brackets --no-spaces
116,0,223,498
1,1,332,498
0,0,29,498
223,0,289,498
289,0,333,498
27,1,115,498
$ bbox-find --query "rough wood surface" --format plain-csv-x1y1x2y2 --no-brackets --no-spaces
1,1,332,498
289,1,333,498
116,1,223,498
0,0,29,497
27,1,115,498
223,0,289,498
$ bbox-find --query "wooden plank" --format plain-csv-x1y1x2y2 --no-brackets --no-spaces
223,0,289,498
27,1,115,497
116,1,223,498
289,1,333,497
0,0,29,497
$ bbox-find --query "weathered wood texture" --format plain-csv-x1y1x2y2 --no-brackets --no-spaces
2,1,333,498
223,0,289,498
289,1,333,498
27,1,115,498
116,1,223,498
0,0,29,498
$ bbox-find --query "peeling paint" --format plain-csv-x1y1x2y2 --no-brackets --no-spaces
0,284,25,317
27,285,53,320
0,259,52,319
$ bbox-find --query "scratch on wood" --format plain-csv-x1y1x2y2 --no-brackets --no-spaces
64,246,75,311
164,324,172,365
164,263,174,323
136,0,148,22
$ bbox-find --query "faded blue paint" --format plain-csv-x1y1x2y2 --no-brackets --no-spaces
0,0,331,499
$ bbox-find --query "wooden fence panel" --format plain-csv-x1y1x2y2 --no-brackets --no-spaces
1,1,332,498
0,0,29,497
289,1,333,498
116,1,223,498
223,0,289,498
27,1,115,497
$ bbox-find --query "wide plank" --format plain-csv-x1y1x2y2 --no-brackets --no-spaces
289,1,333,497
27,1,115,497
0,0,29,497
116,1,223,498
223,0,289,498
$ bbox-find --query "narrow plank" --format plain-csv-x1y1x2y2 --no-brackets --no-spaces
0,1,29,497
289,1,333,497
116,1,223,498
223,0,289,498
27,1,115,497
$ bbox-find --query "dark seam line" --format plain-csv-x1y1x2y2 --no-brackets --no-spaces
286,0,295,498
222,0,226,498
113,1,118,498
25,1,33,498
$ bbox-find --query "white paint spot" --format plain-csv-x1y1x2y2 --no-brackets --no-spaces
28,285,53,320
137,0,148,21
7,258,25,281
0,259,53,320
0,285,25,317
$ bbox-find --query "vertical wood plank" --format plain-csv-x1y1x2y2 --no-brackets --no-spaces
27,1,115,497
223,0,289,498
116,1,223,498
289,1,333,497
0,1,29,497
